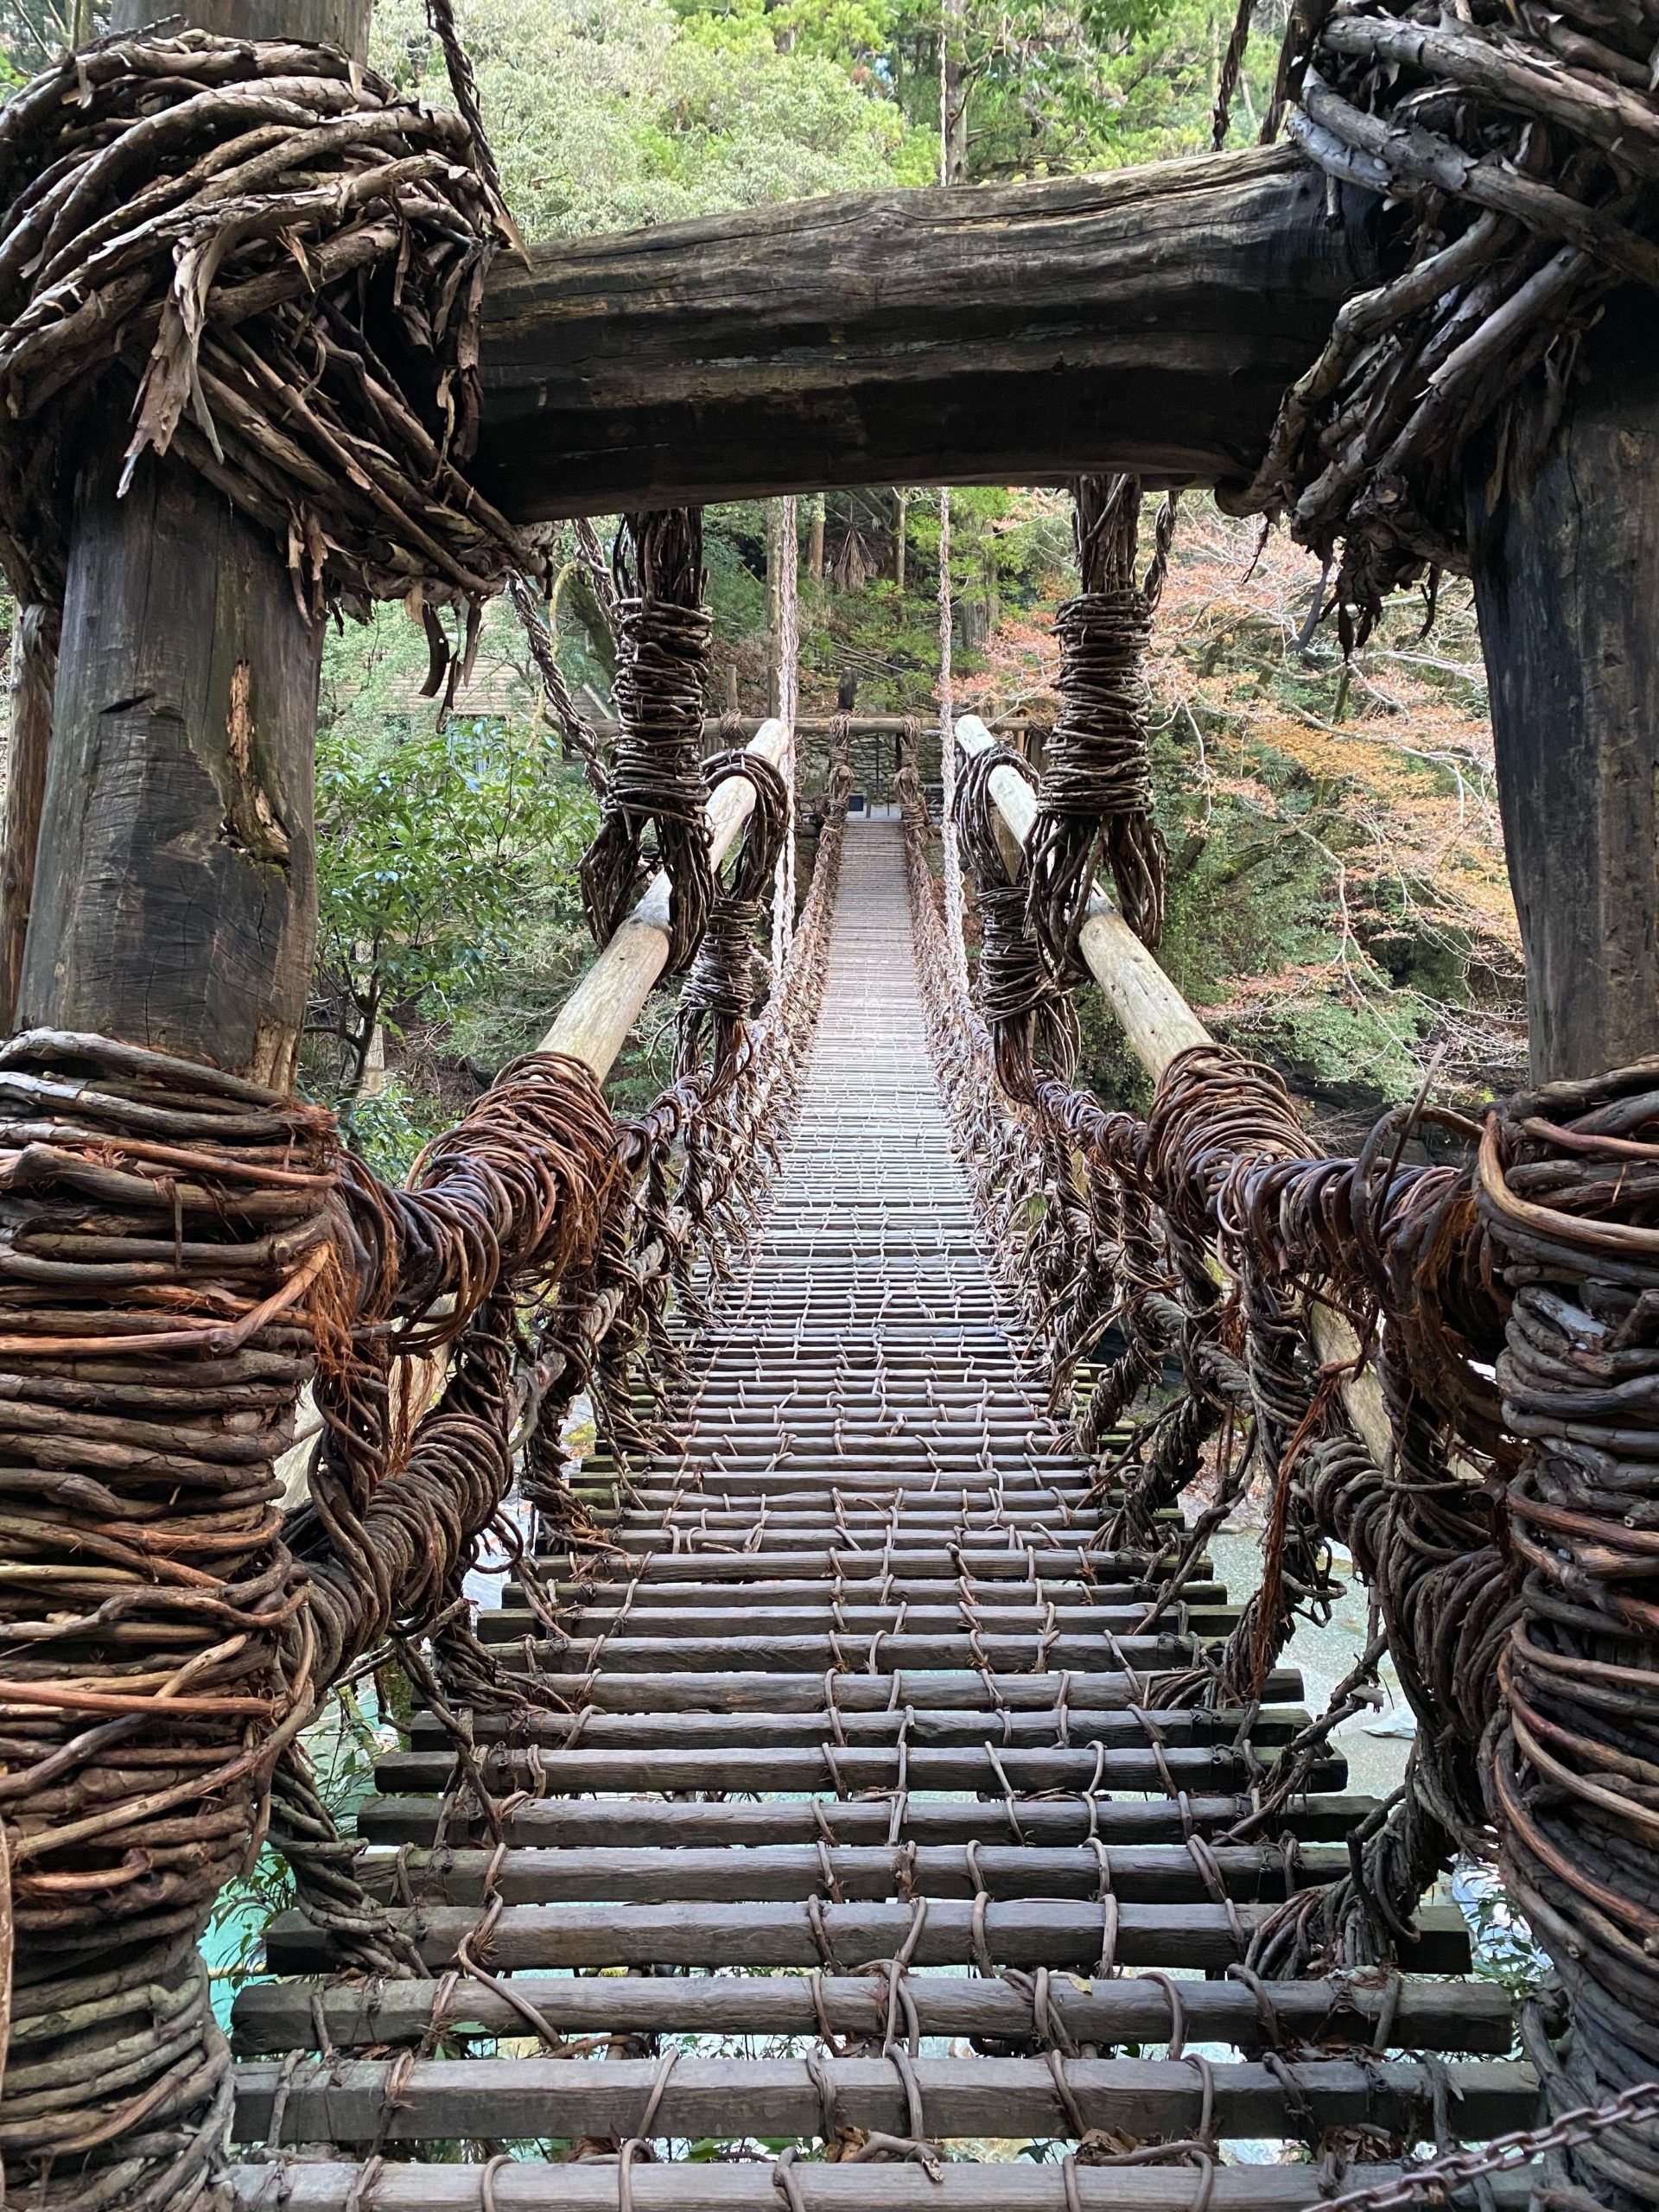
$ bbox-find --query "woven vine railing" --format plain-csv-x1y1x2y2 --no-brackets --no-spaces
0,728,839,2212
905,735,1659,2205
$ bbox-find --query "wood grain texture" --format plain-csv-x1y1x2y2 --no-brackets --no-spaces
236,2159,1538,2212
475,150,1382,518
261,1897,1469,1976
0,604,58,1027
19,441,319,1084
1468,289,1659,1080
232,1964,1515,2058
354,1788,1390,1850
107,0,371,54
230,2051,1533,2147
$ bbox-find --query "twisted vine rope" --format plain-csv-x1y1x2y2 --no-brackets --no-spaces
1228,0,1659,637
956,742,1080,1103
0,1029,625,2212
580,509,716,972
1027,477,1174,970
677,749,789,1084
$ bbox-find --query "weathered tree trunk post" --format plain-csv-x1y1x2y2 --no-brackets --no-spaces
895,489,909,589
1466,291,1659,1082
939,0,969,190
15,0,372,1077
0,601,58,1024
809,493,826,582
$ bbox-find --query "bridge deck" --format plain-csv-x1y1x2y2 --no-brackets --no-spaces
230,823,1532,2207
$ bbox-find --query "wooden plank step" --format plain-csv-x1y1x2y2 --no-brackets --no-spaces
232,1965,1516,2058
350,1840,1348,1906
234,2162,1538,2212
416,1667,1301,1714
504,1585,1220,1618
481,1601,1239,1642
356,1790,1383,1851
486,1591,1234,1630
543,1542,1190,1577
262,1897,1468,1976
231,2052,1538,2149
372,1743,1340,1796
400,1705,1315,1752
491,1634,1221,1675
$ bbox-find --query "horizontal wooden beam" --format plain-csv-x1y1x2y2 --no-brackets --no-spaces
369,1742,1338,1797
475,149,1379,518
232,1966,1514,2059
262,1897,1466,1977
231,2052,1534,2149
349,1839,1341,1907
236,2159,1536,2212
354,1788,1384,1850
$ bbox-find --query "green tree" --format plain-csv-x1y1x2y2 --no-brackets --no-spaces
369,0,929,240
308,610,594,1124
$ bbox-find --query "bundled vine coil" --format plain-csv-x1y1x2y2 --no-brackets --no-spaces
0,1031,334,2212
1480,1065,1659,2193
580,509,716,971
0,24,543,681
676,748,789,1084
1027,475,1173,972
1231,0,1659,637
956,740,1080,1103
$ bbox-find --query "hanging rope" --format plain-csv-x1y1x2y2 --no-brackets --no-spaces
677,749,789,1085
938,488,969,986
1027,476,1174,976
956,741,1080,1103
579,508,715,971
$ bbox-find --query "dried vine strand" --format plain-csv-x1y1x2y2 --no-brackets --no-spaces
0,28,542,675
1229,0,1659,638
579,508,715,972
1027,475,1173,973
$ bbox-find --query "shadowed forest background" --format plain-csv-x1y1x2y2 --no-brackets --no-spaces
0,0,1522,1174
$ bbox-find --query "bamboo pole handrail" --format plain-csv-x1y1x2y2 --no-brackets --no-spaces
543,718,791,1080
953,714,1392,1467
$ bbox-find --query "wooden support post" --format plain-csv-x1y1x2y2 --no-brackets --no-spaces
19,428,322,1082
15,0,374,1082
0,601,58,1026
1467,291,1659,1082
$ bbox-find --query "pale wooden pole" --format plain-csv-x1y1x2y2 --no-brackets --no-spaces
542,721,791,1080
955,715,1390,1464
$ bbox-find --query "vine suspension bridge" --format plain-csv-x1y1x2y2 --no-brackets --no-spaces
8,0,1659,2202
208,759,1543,2208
